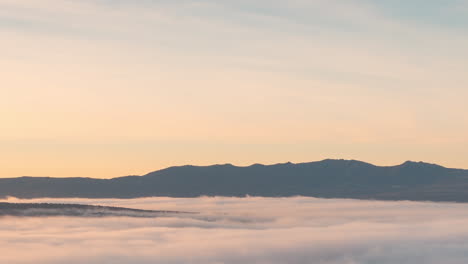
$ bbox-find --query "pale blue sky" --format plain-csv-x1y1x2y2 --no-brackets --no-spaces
1,0,467,177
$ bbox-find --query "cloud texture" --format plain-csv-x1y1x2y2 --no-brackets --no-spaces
2,196,468,263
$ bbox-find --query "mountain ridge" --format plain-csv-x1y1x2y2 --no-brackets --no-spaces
5,159,460,180
1,159,468,202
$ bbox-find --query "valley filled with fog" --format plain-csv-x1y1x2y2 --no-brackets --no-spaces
2,196,468,264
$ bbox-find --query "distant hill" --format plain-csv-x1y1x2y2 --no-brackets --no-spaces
0,202,187,217
1,159,468,202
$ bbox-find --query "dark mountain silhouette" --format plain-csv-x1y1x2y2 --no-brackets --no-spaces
0,202,188,217
1,159,468,202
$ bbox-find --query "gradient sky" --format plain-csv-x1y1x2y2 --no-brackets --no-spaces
1,0,468,178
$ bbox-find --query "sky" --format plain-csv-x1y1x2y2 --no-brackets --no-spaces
1,0,468,178
3,196,468,263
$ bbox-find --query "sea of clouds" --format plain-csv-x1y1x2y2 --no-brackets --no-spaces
2,196,468,264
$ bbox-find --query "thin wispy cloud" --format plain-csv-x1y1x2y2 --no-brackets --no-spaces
1,0,467,177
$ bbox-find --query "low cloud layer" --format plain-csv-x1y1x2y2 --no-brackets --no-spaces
2,197,468,263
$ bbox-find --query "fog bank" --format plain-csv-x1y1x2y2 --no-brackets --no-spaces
1,197,468,263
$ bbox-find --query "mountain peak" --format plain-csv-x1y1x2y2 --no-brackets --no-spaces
319,159,375,167
399,161,445,169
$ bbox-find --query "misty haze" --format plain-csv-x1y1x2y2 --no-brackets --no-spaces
2,0,467,263
2,197,468,264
